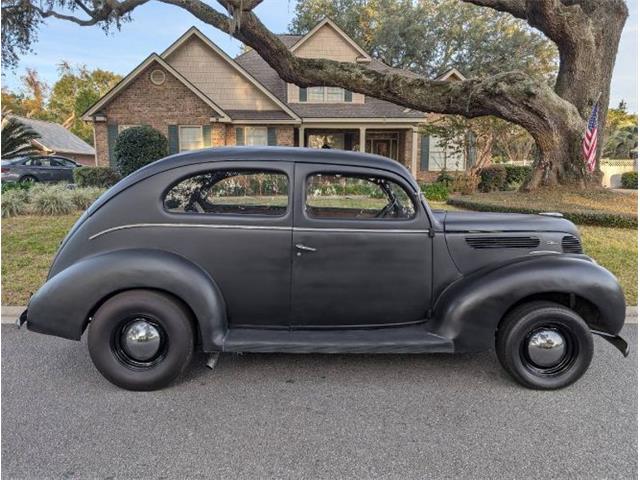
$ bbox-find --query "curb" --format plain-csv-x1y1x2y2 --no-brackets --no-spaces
3,305,638,325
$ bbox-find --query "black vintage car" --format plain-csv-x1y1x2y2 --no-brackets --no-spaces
20,147,628,391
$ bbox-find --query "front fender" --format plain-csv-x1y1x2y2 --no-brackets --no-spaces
26,249,227,350
431,254,626,352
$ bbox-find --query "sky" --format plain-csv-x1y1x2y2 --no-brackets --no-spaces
2,0,638,112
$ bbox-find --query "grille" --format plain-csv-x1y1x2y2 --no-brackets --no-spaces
465,236,540,249
562,235,583,254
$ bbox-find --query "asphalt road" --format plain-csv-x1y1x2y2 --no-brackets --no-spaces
2,325,637,480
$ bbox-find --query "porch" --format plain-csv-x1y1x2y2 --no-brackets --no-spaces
295,125,421,177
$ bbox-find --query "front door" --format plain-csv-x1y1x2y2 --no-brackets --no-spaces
291,163,432,327
372,139,391,158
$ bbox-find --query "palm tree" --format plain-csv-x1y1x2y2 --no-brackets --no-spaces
604,125,638,159
1,114,41,159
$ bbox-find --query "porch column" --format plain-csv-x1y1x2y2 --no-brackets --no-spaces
359,126,366,152
299,126,305,147
411,127,419,178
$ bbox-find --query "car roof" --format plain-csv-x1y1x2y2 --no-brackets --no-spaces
86,147,416,217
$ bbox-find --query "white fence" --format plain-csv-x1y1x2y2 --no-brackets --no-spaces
600,158,637,188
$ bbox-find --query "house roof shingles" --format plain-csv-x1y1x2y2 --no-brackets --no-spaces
234,35,425,120
14,116,95,155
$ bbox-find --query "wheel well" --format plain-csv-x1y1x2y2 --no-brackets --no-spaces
83,288,203,347
499,292,602,332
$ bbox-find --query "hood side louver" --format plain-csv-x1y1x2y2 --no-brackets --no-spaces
465,236,540,249
562,235,583,254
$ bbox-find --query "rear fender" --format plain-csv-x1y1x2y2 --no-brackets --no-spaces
26,249,227,350
431,255,626,352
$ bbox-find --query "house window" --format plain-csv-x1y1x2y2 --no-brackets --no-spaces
427,134,465,171
163,169,289,216
179,126,204,151
245,127,268,146
302,86,350,103
118,124,140,134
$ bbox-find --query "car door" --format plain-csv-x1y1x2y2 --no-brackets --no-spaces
159,161,294,327
23,157,48,181
291,162,432,327
51,158,76,182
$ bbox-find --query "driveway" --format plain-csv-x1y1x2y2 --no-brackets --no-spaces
2,325,637,479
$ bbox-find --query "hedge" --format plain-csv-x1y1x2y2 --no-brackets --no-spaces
621,171,638,190
114,126,168,176
478,165,507,192
421,182,449,202
74,166,121,188
447,198,637,229
504,165,532,188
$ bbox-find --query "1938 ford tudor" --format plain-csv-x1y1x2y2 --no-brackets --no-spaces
20,147,629,390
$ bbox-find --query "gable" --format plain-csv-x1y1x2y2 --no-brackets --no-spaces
165,35,283,112
292,20,370,62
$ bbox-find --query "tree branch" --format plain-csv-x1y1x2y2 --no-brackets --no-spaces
460,0,527,19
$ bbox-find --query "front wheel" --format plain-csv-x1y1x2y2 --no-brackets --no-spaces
496,301,594,390
88,290,194,391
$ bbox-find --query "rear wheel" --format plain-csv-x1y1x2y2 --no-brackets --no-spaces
19,175,37,183
88,290,194,391
496,301,593,390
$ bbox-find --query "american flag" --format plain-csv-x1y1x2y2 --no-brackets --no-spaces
582,102,599,172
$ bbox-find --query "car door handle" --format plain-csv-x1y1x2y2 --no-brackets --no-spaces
295,243,317,252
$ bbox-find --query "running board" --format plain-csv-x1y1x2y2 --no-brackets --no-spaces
222,325,454,354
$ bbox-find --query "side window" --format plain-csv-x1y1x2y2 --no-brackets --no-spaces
164,169,289,216
306,173,415,220
49,158,62,167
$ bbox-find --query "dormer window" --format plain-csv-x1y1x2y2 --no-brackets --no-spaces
299,86,353,103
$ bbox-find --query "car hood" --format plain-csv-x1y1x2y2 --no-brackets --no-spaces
441,211,579,236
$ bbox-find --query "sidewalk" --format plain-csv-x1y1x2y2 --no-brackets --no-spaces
3,305,637,324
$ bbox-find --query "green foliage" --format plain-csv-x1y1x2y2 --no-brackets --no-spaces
290,0,557,80
503,165,532,190
604,125,638,159
30,184,75,215
68,187,103,210
621,172,638,190
478,165,507,192
1,180,33,194
451,173,478,195
436,170,454,187
1,115,41,159
73,166,121,188
1,189,28,217
421,182,449,201
114,126,168,176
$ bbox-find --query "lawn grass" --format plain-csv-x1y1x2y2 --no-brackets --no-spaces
2,214,81,305
448,188,637,228
1,208,636,306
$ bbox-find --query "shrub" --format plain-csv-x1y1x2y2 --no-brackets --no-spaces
69,187,104,210
74,166,121,188
31,185,74,216
503,165,532,190
1,181,33,194
436,170,455,188
421,182,449,202
621,171,638,189
451,173,478,195
114,126,168,176
478,165,507,192
1,189,28,217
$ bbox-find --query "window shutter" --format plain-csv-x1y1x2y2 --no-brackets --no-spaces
267,127,277,146
344,90,352,102
420,134,430,171
203,125,212,147
299,87,307,102
107,124,118,167
235,127,245,145
168,125,179,154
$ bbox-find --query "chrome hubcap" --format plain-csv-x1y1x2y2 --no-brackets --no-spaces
120,319,161,362
527,328,567,368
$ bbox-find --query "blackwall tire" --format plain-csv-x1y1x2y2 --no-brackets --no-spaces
496,301,593,390
88,290,194,391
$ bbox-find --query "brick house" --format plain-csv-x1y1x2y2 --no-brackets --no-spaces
83,18,469,179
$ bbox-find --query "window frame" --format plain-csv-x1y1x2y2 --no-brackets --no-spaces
302,86,348,103
244,126,269,146
303,171,417,222
118,124,140,134
178,125,205,152
162,167,292,218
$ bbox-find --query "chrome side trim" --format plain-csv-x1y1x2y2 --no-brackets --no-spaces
89,223,430,240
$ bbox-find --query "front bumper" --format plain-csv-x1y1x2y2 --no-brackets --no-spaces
592,329,630,357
